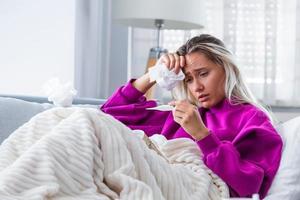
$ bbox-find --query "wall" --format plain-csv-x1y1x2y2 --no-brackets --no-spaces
0,0,75,95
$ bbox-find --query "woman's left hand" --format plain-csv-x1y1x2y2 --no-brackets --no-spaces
169,100,210,141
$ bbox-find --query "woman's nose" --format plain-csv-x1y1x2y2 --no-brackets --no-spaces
192,80,204,92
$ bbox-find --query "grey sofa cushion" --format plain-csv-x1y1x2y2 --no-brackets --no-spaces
0,95,106,144
0,97,53,143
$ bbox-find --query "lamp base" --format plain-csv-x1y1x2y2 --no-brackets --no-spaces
145,47,168,100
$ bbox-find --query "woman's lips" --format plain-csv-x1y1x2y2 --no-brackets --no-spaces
198,94,209,102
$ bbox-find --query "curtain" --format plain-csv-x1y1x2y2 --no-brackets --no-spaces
131,0,300,106
74,0,111,98
74,0,129,99
223,0,300,106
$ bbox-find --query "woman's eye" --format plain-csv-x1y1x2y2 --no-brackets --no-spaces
199,72,208,77
185,78,192,83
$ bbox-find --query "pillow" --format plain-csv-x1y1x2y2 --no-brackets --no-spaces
0,97,52,143
265,116,300,199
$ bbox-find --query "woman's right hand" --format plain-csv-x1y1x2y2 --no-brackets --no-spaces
158,53,186,74
132,53,185,94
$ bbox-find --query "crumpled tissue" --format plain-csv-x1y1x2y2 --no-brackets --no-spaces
42,78,77,107
148,63,185,91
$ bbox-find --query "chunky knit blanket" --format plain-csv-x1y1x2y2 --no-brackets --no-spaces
0,107,229,200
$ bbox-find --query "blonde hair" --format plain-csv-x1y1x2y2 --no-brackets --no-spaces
172,34,274,122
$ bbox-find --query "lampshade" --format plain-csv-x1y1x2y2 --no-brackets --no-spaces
113,0,205,29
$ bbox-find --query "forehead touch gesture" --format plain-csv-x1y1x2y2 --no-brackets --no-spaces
165,34,258,140
182,52,226,109
160,34,231,109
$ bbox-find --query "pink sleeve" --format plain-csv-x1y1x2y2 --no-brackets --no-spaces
100,80,170,136
101,79,149,108
196,112,283,198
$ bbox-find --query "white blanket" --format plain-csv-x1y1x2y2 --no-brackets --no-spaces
0,107,229,200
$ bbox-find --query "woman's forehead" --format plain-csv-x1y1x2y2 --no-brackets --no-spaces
184,53,211,70
183,52,223,74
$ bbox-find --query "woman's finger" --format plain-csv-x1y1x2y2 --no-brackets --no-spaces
174,104,187,113
160,54,170,67
173,53,181,74
172,110,184,123
168,101,176,106
168,100,189,107
168,54,176,70
173,109,185,118
180,56,185,68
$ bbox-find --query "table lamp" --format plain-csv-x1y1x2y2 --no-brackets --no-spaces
113,0,205,99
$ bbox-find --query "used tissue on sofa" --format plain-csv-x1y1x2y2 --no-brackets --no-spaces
42,78,77,107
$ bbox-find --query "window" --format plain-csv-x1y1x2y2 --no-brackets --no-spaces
132,0,300,106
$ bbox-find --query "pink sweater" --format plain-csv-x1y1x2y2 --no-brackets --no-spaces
101,80,283,198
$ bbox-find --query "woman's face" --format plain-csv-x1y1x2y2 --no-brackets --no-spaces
183,52,226,108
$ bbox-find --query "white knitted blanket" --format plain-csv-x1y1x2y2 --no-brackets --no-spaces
0,107,229,200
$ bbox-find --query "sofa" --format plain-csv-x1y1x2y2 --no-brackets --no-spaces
0,95,106,143
0,95,300,199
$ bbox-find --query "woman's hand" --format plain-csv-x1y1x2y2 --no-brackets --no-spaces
169,100,210,141
132,53,185,93
159,53,186,74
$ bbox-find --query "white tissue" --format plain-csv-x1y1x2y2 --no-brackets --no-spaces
148,63,185,91
42,78,77,107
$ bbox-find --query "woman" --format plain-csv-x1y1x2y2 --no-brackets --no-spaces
101,34,283,198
